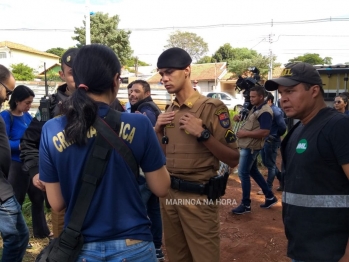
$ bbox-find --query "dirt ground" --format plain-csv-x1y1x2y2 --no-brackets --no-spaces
218,172,288,262
217,152,289,262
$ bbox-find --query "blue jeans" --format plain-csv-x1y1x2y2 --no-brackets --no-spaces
139,178,162,249
238,148,274,206
0,196,29,262
76,239,156,261
260,140,281,189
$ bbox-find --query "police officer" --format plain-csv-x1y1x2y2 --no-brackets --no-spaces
154,47,240,262
265,62,349,262
232,85,278,215
20,48,78,239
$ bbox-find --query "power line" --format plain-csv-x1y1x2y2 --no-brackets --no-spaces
0,17,348,32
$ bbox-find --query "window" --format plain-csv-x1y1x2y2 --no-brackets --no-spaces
221,94,231,100
0,52,6,59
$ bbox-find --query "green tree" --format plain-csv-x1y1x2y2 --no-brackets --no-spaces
213,46,280,77
288,53,332,65
323,57,333,64
213,45,259,63
72,12,133,65
124,56,150,67
196,56,214,64
46,69,61,82
228,55,279,77
11,63,35,81
212,43,235,62
46,47,66,57
164,31,209,62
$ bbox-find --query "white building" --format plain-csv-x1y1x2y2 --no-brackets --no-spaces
0,41,59,73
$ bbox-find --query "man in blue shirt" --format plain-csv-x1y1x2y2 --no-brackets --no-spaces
128,79,164,260
258,92,287,194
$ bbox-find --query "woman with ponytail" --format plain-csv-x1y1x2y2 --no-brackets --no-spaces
38,44,170,261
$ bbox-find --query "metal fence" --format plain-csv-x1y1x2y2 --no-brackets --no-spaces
3,81,173,115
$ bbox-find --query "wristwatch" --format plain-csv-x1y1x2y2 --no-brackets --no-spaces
197,126,211,142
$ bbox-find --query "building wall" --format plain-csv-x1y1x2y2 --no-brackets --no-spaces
0,47,59,73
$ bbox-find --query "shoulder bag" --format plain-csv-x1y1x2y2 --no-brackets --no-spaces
36,109,138,262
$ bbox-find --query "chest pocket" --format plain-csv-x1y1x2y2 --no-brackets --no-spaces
242,110,259,131
165,97,218,173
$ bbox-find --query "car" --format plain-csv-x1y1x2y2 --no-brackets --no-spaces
204,91,244,111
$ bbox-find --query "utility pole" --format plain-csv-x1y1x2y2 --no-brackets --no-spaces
135,56,138,77
85,0,91,45
268,19,274,80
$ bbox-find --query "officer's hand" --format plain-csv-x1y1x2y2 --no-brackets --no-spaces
178,113,203,137
233,115,241,122
154,111,175,134
33,174,46,191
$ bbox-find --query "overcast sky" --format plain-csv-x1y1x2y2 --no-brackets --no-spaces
0,0,348,66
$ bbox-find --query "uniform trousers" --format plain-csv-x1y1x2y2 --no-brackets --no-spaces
160,189,220,262
8,160,50,238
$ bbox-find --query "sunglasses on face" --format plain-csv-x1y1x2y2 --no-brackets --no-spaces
0,81,13,96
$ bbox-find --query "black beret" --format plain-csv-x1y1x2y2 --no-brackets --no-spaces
157,47,192,69
61,48,79,68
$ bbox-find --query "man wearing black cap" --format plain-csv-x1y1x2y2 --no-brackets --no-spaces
265,62,349,262
20,48,78,239
154,47,240,262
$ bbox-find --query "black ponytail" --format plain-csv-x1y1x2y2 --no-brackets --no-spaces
62,44,121,145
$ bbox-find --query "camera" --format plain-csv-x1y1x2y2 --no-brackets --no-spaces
39,62,51,122
235,67,262,117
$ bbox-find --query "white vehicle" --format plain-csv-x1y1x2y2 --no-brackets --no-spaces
204,91,244,111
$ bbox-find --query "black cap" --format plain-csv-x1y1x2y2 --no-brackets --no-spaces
157,47,192,69
265,62,323,91
61,48,78,68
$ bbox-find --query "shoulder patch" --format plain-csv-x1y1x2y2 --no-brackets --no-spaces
225,129,237,143
215,107,230,128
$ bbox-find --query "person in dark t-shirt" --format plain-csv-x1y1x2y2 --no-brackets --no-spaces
265,62,349,262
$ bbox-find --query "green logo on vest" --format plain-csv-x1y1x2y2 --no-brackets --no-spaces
296,139,307,154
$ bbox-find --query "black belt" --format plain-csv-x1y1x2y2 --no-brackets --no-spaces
170,176,208,195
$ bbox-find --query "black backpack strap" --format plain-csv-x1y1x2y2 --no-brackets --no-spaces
48,109,139,261
48,117,114,261
97,109,139,178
